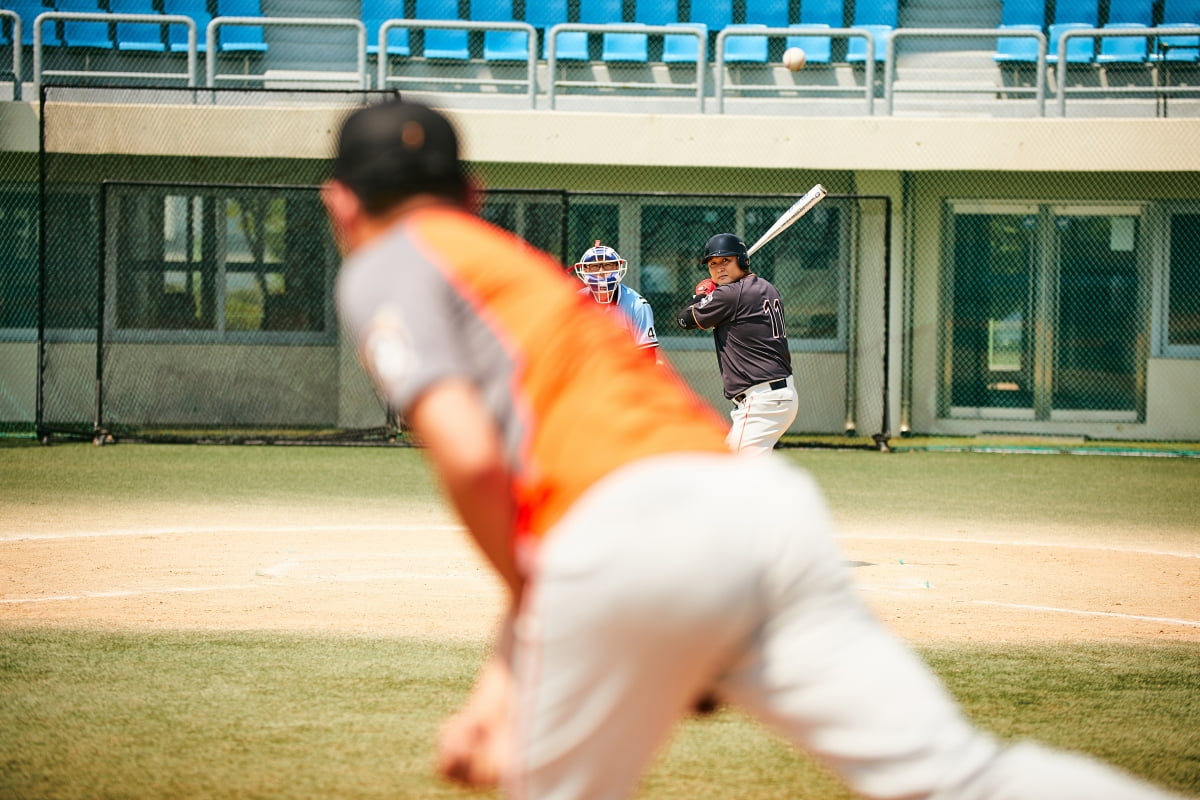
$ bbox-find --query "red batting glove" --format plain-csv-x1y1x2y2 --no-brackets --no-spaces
694,278,717,297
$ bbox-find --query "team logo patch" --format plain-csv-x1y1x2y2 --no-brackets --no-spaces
700,294,715,308
362,306,415,395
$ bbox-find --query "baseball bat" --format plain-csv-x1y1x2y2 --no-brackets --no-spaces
746,184,828,257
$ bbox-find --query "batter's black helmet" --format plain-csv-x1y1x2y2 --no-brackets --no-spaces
701,233,749,270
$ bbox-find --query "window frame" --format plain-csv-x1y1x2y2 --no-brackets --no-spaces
102,182,338,346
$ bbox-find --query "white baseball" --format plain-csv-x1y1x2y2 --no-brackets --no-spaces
783,47,806,71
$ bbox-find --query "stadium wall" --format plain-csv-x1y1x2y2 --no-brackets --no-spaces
1,99,1198,441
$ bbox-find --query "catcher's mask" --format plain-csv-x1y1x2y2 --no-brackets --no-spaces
574,241,627,304
701,233,749,271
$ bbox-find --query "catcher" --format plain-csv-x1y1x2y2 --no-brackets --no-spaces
573,240,662,365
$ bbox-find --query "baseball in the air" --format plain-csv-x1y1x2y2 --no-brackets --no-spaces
783,47,807,71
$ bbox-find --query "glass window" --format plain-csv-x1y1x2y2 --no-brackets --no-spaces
640,203,736,342
1167,213,1200,351
110,186,332,339
0,188,39,331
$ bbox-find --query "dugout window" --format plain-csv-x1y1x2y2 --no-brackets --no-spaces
0,187,39,336
1163,211,1200,356
107,185,334,342
942,201,1148,422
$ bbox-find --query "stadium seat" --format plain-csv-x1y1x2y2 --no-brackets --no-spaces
111,0,166,53
528,0,586,60
56,0,115,49
792,0,841,63
786,23,833,64
998,0,1046,27
845,24,892,62
1047,21,1095,62
1053,0,1100,25
994,23,1042,62
164,0,210,53
600,0,678,63
1046,0,1099,62
214,0,268,53
663,22,706,62
846,0,895,62
416,0,468,59
473,0,529,62
523,0,576,58
6,1,59,47
1096,22,1150,63
746,0,789,28
724,24,769,63
362,0,410,57
1154,0,1200,61
1154,22,1200,60
800,0,845,27
663,0,731,61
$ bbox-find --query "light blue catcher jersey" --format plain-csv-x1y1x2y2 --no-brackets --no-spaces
580,284,658,349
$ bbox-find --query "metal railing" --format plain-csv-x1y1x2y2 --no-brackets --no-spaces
884,28,1047,116
713,26,876,114
378,19,537,107
1,10,22,99
545,22,706,111
206,16,366,89
33,12,198,94
1056,25,1200,116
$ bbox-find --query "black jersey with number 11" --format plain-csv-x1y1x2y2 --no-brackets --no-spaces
678,274,793,400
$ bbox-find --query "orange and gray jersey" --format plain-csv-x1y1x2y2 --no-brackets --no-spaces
336,207,727,540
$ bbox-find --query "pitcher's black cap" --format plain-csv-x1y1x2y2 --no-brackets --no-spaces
332,99,467,213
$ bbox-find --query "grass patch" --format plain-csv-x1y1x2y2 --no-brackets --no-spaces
2,630,1196,799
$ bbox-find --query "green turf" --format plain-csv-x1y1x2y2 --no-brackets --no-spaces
2,444,1198,798
1,630,1196,799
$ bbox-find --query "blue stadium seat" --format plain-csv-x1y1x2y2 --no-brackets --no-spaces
6,1,59,46
414,0,468,59
724,24,769,62
601,0,678,63
1046,0,1099,62
846,0,895,62
792,0,841,63
215,0,268,53
998,0,1045,27
473,0,529,62
1106,0,1153,25
800,0,844,27
1096,22,1150,62
663,0,730,61
524,0,580,58
111,0,166,53
1154,22,1200,60
746,0,789,27
845,24,892,62
57,0,115,49
1052,0,1099,26
786,23,832,64
1154,0,1200,60
362,0,410,57
1047,21,1095,62
994,23,1042,62
663,22,706,62
853,0,898,27
164,0,210,53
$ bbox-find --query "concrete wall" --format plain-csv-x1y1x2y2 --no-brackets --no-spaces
3,98,1199,439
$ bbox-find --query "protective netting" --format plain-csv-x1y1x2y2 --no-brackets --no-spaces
2,84,1197,448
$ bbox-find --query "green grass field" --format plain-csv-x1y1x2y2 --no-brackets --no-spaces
2,443,1198,799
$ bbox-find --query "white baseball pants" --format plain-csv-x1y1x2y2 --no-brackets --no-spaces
504,453,1181,800
726,375,799,454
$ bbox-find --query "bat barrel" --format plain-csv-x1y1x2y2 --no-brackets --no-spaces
747,184,827,256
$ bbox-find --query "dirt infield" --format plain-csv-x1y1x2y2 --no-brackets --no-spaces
3,500,1197,644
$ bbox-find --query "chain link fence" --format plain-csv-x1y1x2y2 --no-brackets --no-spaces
0,84,1197,448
